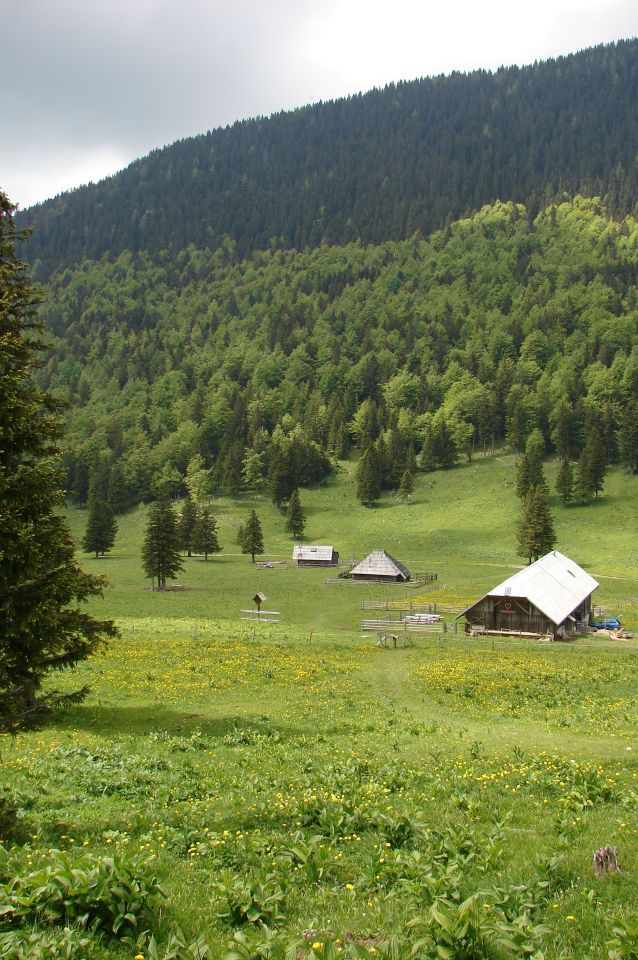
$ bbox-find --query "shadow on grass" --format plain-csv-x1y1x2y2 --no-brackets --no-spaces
51,702,308,740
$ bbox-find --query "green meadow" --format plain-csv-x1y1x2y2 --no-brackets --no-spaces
3,453,638,960
67,452,638,630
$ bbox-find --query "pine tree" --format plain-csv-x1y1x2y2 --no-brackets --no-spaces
0,191,117,731
618,398,638,473
241,449,266,490
285,489,306,538
555,458,574,506
397,469,414,503
433,416,457,468
517,485,556,564
418,423,436,472
385,427,406,488
179,494,199,556
106,461,129,514
356,444,382,506
515,429,546,500
192,508,221,559
551,399,577,459
82,498,117,557
575,427,607,502
185,453,211,503
220,441,244,495
87,458,111,503
142,497,184,589
237,510,264,562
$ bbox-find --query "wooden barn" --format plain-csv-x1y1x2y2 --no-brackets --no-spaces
350,550,411,583
292,545,339,567
459,550,598,639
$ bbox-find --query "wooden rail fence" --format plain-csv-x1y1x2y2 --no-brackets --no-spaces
361,618,457,635
361,599,439,613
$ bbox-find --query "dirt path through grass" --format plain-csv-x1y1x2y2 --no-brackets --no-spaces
366,644,431,719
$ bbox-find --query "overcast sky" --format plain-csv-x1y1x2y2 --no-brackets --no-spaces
3,0,638,209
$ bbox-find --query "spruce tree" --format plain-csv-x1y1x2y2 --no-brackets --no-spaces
515,429,546,500
241,449,266,490
82,498,117,558
575,427,607,502
269,445,294,508
0,191,117,731
618,398,638,473
220,441,244,495
142,497,184,589
285,489,306,539
179,494,199,556
555,458,574,506
106,461,128,513
397,469,415,502
238,510,264,562
356,444,382,506
192,508,221,559
433,417,457,468
418,424,436,472
87,458,111,503
517,485,556,564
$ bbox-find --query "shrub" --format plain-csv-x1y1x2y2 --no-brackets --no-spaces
0,848,164,939
0,927,91,960
214,870,286,927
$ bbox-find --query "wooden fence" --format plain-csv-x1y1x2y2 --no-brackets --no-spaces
361,618,456,635
325,573,438,586
361,599,439,613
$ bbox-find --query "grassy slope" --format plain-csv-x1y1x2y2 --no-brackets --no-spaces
67,451,638,631
3,453,638,959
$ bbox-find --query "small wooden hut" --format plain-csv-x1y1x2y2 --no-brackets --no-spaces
350,550,411,583
292,545,339,567
459,550,598,638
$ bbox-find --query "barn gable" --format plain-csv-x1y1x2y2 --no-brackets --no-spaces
460,551,598,636
487,551,598,625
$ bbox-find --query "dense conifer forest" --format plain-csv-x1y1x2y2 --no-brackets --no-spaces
34,197,638,510
17,40,638,280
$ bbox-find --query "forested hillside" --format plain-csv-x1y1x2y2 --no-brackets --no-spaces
18,39,638,279
37,198,638,510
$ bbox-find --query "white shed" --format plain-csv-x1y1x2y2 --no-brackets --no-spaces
292,545,339,567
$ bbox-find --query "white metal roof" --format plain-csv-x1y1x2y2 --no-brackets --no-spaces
292,545,335,561
350,549,411,580
464,550,598,625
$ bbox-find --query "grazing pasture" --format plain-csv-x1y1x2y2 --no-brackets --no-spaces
2,454,638,959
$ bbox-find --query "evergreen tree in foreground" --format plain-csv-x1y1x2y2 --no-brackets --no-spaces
142,497,184,589
192,508,221,559
517,485,556,564
0,191,117,732
237,510,264,562
285,489,306,539
82,498,117,557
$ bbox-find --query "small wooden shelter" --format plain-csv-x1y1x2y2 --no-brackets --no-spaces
459,550,598,639
292,545,339,567
350,550,411,583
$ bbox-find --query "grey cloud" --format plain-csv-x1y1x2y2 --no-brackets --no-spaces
3,0,638,206
3,0,339,194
